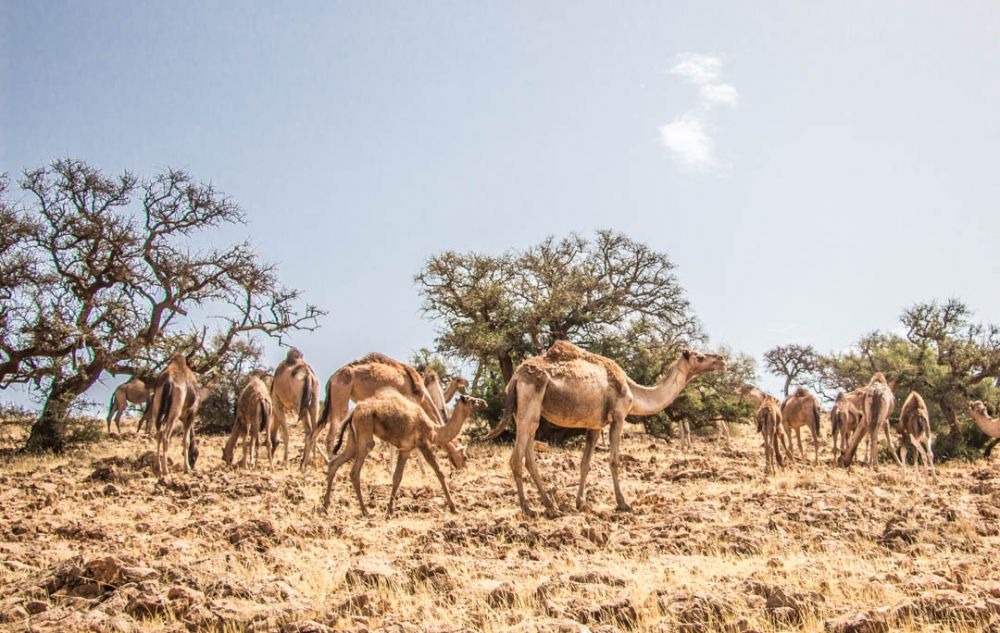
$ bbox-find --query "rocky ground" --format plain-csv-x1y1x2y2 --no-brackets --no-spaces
1,419,1000,632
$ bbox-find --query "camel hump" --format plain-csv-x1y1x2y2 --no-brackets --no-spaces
543,340,587,362
793,386,809,398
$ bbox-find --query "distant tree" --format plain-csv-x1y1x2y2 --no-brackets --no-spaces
763,344,822,397
0,160,323,452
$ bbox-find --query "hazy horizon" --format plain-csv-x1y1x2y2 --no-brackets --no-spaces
2,1,999,410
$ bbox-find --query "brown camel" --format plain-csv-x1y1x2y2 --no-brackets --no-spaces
895,391,934,472
756,395,787,475
485,341,725,517
830,390,863,460
969,401,1000,458
270,349,321,469
223,375,273,469
316,353,446,455
737,384,767,409
779,387,822,465
838,372,897,469
106,377,153,434
388,368,470,473
323,393,486,516
148,353,201,480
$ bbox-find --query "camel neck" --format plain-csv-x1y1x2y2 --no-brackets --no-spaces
971,411,1000,438
442,381,461,403
628,361,693,416
435,405,470,445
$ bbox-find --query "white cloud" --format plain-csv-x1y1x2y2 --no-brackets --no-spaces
659,115,714,171
660,52,738,171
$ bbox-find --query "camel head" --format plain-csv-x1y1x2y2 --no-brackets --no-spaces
869,372,887,386
455,394,487,413
680,349,726,375
444,440,468,469
449,376,469,391
168,352,189,368
971,400,990,418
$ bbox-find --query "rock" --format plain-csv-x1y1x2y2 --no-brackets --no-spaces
573,596,638,629
285,620,334,633
764,586,823,623
227,519,280,552
121,565,160,583
471,580,517,607
88,465,126,483
126,594,170,618
660,591,740,633
900,589,1000,622
24,600,48,615
338,592,374,617
346,559,404,588
824,610,891,633
568,571,627,587
507,618,592,632
137,451,161,472
67,582,103,599
581,524,610,546
410,562,453,591
0,601,29,623
166,584,204,614
86,555,125,586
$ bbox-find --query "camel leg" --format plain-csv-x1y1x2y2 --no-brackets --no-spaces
984,438,1000,459
868,423,880,470
419,444,457,513
281,413,290,467
525,436,558,517
387,450,409,516
839,420,869,467
576,429,599,510
795,427,804,462
322,430,357,510
811,426,819,465
885,424,902,466
509,384,544,518
608,413,632,513
350,432,374,517
181,424,192,473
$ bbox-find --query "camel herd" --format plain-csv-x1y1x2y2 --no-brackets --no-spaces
108,341,1000,518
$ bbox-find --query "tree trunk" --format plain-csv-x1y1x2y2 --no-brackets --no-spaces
499,354,514,383
24,373,101,453
783,376,792,398
938,400,963,453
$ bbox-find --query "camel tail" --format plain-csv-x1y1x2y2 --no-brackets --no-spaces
299,374,314,420
106,391,117,423
155,382,173,432
316,380,332,429
811,399,822,438
485,379,517,441
755,406,766,434
332,410,354,455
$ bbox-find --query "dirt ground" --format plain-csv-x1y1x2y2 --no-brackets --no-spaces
1,419,999,632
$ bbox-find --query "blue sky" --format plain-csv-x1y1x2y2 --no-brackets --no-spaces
2,1,999,406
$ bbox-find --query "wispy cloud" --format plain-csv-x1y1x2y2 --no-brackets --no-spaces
661,53,738,171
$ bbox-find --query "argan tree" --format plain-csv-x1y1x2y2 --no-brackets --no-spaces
0,160,322,452
763,344,822,397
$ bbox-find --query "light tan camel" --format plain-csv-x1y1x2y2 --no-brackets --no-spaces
756,395,787,475
223,375,273,469
830,390,863,460
106,377,153,434
779,387,822,465
270,349,321,470
323,393,486,516
969,401,1000,458
148,353,201,480
838,372,897,469
388,369,470,473
895,391,934,472
485,341,725,517
316,353,446,455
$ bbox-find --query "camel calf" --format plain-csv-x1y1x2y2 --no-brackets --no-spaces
830,390,862,461
839,373,897,469
757,395,787,476
106,377,153,434
223,375,273,469
148,353,201,480
780,387,822,465
895,391,934,473
323,393,485,517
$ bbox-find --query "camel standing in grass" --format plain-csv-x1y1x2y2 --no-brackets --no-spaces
969,401,1000,458
756,395,787,475
323,393,486,516
895,391,934,472
388,369,469,473
148,354,201,480
838,373,897,469
485,341,725,517
270,349,321,469
106,377,153,434
780,387,822,465
223,375,273,469
830,390,863,460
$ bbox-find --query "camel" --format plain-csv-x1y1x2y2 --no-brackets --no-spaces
316,353,447,456
323,392,486,516
148,353,201,480
485,341,725,517
895,391,934,473
756,395,787,475
270,349,321,469
779,387,822,465
737,384,767,409
838,372,897,469
223,375,273,469
388,368,470,473
830,390,863,460
969,401,1000,458
106,377,153,434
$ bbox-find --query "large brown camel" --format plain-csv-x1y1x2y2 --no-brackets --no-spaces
756,395,788,476
485,341,725,517
969,401,1000,458
895,391,934,472
838,372,897,469
779,387,822,465
223,375,273,469
323,393,486,516
106,377,153,434
270,349,321,470
316,353,447,455
830,390,863,460
148,353,201,480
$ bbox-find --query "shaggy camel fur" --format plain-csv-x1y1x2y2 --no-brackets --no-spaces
270,349,321,469
830,390,863,460
106,377,153,434
223,375,273,469
317,353,446,454
148,354,201,479
838,373,897,469
756,395,787,475
969,401,1000,458
895,391,934,472
485,341,725,517
323,393,486,516
780,387,822,465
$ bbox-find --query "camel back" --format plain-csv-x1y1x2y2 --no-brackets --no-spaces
541,340,628,397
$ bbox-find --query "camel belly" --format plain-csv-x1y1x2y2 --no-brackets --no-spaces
540,382,610,429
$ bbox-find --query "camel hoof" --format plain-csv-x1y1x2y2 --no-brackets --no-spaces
615,503,634,514
521,507,538,519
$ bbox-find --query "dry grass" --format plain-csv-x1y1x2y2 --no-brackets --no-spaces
1,418,999,632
